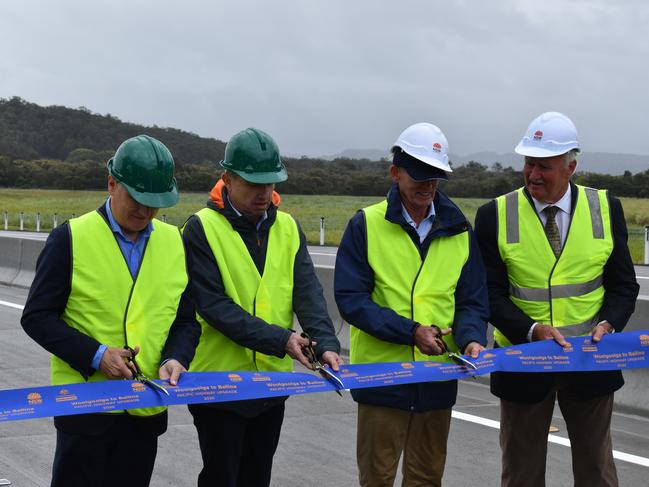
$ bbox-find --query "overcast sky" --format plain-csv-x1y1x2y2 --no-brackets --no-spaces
1,0,648,157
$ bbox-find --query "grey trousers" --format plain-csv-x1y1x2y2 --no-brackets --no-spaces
500,388,618,487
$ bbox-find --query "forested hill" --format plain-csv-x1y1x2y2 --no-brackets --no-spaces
0,96,394,194
0,96,225,165
1,96,648,198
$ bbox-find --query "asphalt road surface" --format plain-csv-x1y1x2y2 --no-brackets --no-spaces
1,284,649,486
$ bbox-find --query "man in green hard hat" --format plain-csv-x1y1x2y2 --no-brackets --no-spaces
21,135,200,487
183,127,342,487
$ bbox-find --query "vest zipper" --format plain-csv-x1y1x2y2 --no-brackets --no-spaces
252,298,259,372
410,258,426,361
251,228,262,371
122,282,137,347
122,238,150,347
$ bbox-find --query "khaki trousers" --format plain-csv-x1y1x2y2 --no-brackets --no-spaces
500,389,618,487
357,403,452,487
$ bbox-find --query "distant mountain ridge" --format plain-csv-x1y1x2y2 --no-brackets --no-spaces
2,96,647,176
0,96,225,166
454,152,649,175
324,148,649,175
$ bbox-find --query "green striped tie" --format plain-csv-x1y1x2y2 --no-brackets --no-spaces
543,205,561,258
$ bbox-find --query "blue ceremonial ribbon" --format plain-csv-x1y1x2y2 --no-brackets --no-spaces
2,330,649,423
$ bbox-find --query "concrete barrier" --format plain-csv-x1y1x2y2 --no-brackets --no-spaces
0,236,46,288
616,296,649,414
0,237,22,286
12,238,44,288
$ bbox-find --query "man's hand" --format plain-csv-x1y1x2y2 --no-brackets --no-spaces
321,351,344,372
414,325,451,356
159,359,186,386
285,333,313,369
531,324,568,347
464,342,485,359
591,321,614,343
99,346,140,380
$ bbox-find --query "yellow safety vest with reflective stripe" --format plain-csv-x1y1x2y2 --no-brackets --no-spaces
350,200,470,365
190,208,300,373
494,185,613,347
54,210,188,416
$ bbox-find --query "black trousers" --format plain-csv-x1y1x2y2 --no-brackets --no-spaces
51,413,161,487
189,403,285,487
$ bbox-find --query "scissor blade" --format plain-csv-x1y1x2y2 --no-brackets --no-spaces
317,367,345,395
448,352,478,370
141,378,170,396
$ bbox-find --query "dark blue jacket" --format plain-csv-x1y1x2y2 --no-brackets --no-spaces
334,184,489,411
21,203,200,435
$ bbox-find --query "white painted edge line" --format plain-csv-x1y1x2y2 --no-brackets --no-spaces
637,276,649,280
314,264,335,270
309,252,337,257
0,300,24,310
452,410,649,467
1,295,648,466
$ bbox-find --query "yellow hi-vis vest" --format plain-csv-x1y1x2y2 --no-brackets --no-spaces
54,210,188,416
350,200,470,365
190,208,300,373
494,185,613,347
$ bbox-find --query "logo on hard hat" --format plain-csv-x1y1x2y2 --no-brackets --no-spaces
533,130,543,141
432,142,442,153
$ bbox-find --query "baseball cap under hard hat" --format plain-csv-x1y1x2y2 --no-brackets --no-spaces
393,149,448,181
515,112,580,158
392,122,453,174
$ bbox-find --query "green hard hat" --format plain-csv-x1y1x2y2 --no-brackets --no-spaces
107,135,179,208
220,128,288,184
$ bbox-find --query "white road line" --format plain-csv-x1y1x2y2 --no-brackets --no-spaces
452,410,649,467
314,264,335,270
0,300,24,310
637,276,649,280
309,252,337,257
1,294,648,466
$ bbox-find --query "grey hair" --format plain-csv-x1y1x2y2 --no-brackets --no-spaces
564,149,578,166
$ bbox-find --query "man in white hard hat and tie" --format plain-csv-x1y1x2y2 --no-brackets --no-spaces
475,112,639,486
335,123,488,487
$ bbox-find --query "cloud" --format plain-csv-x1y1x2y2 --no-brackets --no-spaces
1,0,648,157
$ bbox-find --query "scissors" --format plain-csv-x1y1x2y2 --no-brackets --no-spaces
300,332,344,396
124,346,170,396
429,326,478,371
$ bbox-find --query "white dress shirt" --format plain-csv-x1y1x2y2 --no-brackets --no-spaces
530,184,572,247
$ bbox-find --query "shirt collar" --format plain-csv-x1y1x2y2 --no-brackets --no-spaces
226,193,268,229
401,202,436,228
105,197,153,241
531,184,572,216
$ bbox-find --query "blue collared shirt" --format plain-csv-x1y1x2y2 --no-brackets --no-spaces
105,197,154,277
92,198,154,370
227,193,269,230
401,203,436,243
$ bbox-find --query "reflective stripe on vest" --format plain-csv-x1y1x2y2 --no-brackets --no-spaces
56,211,188,416
494,185,613,347
350,200,470,365
190,208,299,373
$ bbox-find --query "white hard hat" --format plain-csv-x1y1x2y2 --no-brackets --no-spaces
515,112,580,158
392,122,452,173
